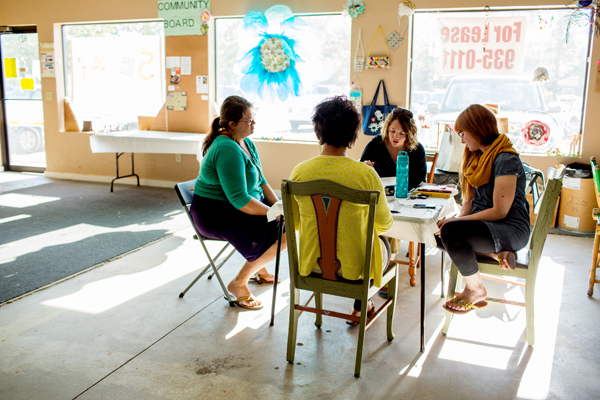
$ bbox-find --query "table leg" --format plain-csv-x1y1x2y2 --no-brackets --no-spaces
270,215,284,327
420,242,426,352
110,152,140,192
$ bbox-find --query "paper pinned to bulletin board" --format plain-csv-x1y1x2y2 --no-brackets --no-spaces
196,75,208,94
166,91,187,110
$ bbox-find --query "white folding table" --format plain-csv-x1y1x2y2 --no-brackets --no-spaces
89,130,206,191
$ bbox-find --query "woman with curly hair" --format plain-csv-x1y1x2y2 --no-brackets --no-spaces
289,95,393,325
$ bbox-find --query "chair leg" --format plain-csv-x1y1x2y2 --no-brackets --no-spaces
287,286,300,364
314,292,323,328
354,296,369,378
588,228,600,297
525,280,536,346
440,252,445,298
408,241,417,286
441,262,459,335
387,269,398,342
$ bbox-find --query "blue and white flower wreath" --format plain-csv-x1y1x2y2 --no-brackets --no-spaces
238,5,317,103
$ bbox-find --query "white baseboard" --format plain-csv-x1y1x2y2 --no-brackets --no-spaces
44,171,178,189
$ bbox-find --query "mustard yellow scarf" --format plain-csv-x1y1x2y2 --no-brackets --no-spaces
464,134,519,189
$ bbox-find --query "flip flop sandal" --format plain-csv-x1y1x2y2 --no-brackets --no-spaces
442,295,488,315
249,273,281,285
498,251,517,271
231,295,264,310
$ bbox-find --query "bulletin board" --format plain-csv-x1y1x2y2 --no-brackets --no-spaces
151,35,209,133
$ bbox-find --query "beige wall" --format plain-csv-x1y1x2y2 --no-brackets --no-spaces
0,0,596,187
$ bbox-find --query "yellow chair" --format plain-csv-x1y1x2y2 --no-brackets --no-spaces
441,174,562,346
282,179,398,378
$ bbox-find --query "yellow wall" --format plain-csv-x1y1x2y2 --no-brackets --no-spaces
0,0,596,187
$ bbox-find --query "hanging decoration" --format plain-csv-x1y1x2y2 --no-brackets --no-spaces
366,26,391,69
237,5,317,103
522,120,551,146
533,66,550,82
398,0,416,18
397,1,416,45
343,0,365,19
538,15,554,29
386,30,403,51
483,6,490,52
354,29,366,71
565,0,600,43
200,10,212,35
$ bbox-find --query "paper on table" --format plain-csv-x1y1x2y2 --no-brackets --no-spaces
390,206,437,219
394,197,448,206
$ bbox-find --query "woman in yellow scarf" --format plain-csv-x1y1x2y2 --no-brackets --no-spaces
436,104,531,314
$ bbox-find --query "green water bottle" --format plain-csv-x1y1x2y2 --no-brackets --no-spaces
396,151,409,198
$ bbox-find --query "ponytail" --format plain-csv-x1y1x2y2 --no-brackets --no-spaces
202,116,222,156
201,95,253,156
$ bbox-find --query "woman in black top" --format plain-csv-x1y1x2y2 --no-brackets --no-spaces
360,108,427,280
360,107,427,191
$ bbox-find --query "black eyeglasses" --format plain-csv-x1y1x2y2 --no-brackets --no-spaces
392,108,413,118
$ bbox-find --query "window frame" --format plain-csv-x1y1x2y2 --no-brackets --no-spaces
211,12,351,143
58,19,166,133
407,5,595,156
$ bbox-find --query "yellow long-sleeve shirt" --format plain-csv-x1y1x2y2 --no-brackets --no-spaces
289,155,393,287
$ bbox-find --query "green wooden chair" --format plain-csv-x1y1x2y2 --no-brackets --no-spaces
281,179,398,378
441,174,563,346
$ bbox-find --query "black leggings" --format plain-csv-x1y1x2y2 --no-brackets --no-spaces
435,220,496,277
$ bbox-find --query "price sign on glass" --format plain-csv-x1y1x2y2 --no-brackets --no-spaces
437,17,526,76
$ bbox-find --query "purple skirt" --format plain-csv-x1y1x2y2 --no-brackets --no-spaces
189,195,280,262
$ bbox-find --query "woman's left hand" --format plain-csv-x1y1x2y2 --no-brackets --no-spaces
437,217,457,230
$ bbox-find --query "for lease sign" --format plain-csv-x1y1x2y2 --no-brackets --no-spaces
437,17,526,75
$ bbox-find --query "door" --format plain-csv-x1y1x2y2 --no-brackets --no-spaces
0,27,46,171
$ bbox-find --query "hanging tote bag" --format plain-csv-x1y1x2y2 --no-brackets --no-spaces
362,79,397,135
366,25,390,69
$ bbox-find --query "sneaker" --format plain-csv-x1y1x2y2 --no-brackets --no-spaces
378,286,388,299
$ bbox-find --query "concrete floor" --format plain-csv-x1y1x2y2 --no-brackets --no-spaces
1,203,600,399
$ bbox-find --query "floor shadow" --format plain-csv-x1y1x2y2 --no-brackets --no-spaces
0,229,173,303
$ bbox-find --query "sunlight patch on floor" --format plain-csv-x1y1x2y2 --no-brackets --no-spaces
40,236,217,314
0,214,31,224
400,319,445,377
225,279,291,339
517,257,564,399
0,219,183,265
0,193,60,208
